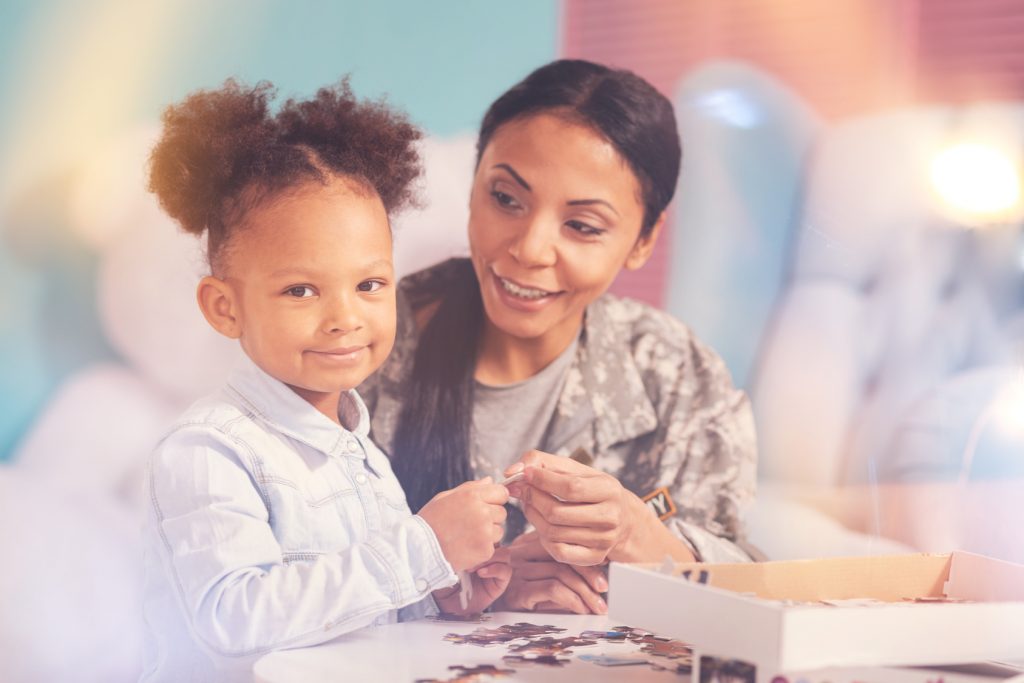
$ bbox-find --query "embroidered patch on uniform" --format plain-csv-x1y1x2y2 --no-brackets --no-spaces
643,486,676,521
568,447,593,466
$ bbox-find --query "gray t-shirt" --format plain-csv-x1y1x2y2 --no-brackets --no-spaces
470,337,578,480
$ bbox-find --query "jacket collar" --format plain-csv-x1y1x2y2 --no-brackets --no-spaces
368,265,660,456
225,354,370,459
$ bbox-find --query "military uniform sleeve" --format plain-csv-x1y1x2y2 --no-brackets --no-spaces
646,327,759,563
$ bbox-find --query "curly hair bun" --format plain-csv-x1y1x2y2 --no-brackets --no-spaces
148,80,277,236
148,77,422,245
277,83,421,213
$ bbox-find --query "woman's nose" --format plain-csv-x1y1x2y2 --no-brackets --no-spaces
508,216,557,267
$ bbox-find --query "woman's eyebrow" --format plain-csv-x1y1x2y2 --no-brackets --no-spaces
568,198,619,217
492,163,531,191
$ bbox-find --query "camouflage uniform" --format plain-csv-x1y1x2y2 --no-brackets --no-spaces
361,259,758,563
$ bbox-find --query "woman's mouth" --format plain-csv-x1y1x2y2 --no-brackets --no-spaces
496,274,558,301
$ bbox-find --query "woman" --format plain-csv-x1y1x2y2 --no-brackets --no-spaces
361,59,756,615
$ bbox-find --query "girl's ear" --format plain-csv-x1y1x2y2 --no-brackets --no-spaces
624,212,665,271
196,275,242,339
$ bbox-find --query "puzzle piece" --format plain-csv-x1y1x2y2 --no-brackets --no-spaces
426,613,491,624
507,636,597,655
578,652,651,667
444,622,566,647
579,629,629,641
502,653,571,667
649,660,695,675
414,663,515,683
629,633,694,660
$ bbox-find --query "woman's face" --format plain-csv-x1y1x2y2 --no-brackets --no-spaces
468,112,660,348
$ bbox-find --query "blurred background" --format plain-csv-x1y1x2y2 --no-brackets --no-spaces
2,1,1024,681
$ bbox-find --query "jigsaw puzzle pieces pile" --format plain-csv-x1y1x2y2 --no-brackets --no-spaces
416,620,693,682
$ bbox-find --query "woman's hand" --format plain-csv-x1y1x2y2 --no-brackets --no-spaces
505,450,695,566
492,531,608,615
434,547,513,615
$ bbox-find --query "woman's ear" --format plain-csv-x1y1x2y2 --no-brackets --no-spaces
196,275,242,339
624,212,666,271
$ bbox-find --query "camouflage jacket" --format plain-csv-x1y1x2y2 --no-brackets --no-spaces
360,259,758,563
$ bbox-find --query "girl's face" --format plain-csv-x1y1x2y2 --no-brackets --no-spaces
468,113,660,350
206,178,396,417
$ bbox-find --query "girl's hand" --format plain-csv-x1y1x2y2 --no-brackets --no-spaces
418,478,509,572
505,451,694,566
492,531,608,615
434,547,513,615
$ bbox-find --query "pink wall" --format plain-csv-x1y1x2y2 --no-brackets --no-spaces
566,0,1024,306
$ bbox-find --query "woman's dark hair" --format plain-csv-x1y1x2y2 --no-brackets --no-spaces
391,59,682,513
148,78,421,272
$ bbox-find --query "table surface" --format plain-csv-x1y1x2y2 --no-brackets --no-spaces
252,611,1024,683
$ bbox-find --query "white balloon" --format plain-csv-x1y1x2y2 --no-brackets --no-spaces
97,208,242,402
0,468,143,683
391,134,475,278
12,363,184,509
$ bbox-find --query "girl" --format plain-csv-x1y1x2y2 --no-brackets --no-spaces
361,59,758,615
141,79,509,683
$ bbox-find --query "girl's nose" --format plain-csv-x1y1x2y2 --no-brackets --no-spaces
321,296,362,335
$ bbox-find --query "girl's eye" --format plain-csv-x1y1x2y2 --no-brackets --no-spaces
286,286,315,298
491,190,521,210
566,220,605,237
357,280,385,293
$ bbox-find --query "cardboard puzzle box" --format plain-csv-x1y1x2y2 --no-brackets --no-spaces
609,552,1024,682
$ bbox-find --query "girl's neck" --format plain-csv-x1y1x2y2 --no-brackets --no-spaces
475,315,582,386
289,386,343,426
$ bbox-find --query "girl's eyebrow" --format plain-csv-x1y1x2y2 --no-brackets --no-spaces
269,267,312,279
358,258,393,273
492,163,531,191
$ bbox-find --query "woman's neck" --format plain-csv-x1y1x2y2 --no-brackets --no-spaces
475,315,582,385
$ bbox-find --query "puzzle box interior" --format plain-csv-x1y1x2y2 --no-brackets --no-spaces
608,552,1024,681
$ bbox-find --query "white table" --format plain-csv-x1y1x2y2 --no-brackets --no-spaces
253,611,1023,683
254,611,685,682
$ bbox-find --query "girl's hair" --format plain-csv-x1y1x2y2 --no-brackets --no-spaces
148,78,421,271
391,59,682,512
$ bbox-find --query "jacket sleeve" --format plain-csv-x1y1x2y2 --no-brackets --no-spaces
147,428,456,658
650,333,760,563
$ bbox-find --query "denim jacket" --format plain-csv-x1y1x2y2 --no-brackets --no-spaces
361,258,758,564
141,355,456,683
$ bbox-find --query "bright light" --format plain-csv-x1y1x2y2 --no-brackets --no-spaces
990,372,1024,438
692,89,762,129
930,143,1022,224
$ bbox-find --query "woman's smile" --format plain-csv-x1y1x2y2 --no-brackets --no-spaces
490,268,564,311
468,113,649,351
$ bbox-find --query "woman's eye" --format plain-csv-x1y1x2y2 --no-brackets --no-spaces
566,220,605,237
491,190,520,210
357,280,384,293
286,286,315,298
